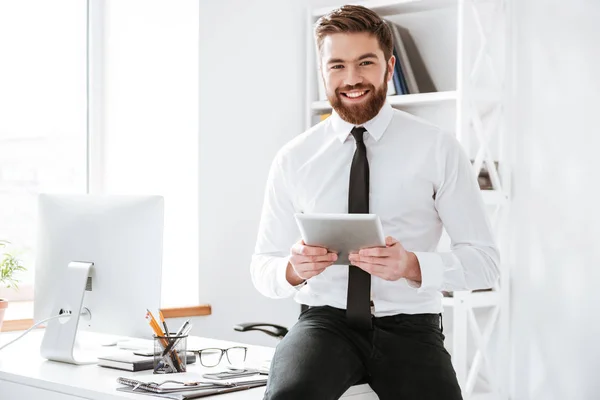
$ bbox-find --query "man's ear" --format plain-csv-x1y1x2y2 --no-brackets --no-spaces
387,55,396,83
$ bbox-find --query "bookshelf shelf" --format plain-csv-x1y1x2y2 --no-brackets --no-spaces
481,189,509,206
311,90,457,112
442,291,500,309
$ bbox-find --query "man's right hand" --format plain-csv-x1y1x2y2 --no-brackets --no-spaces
286,240,337,286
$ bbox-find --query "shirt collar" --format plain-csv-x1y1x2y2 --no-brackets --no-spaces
330,101,394,143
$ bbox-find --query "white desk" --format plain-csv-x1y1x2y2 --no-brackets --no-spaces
0,330,378,400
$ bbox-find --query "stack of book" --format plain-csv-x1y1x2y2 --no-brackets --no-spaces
386,21,419,96
98,351,197,372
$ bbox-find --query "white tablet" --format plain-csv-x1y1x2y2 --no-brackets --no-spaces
294,213,386,265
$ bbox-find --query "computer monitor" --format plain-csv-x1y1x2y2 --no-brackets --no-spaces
33,194,164,364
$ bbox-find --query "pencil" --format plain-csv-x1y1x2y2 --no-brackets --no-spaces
159,310,170,336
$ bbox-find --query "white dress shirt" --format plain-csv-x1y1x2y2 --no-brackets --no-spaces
251,102,500,315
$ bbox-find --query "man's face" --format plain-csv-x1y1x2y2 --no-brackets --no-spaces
320,32,394,125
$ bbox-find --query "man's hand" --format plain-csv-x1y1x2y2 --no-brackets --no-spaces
348,236,422,283
286,240,337,286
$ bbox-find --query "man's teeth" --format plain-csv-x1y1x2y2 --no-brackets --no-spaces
346,91,366,98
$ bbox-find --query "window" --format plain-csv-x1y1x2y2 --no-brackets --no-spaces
101,1,199,307
0,1,199,307
0,1,88,301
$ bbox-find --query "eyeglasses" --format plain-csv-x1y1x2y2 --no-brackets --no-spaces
191,346,248,367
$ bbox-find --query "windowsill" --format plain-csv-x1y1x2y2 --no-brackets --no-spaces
3,300,33,321
1,300,35,332
1,301,212,332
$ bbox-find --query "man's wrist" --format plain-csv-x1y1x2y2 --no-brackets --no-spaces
405,252,422,283
286,262,306,286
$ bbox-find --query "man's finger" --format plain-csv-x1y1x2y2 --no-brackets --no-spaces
386,236,398,246
352,262,375,275
292,243,328,256
354,262,391,277
303,263,332,272
359,246,389,257
295,253,337,264
294,263,332,277
296,261,333,271
349,254,388,266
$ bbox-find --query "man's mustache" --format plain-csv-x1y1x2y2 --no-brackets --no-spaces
336,84,374,93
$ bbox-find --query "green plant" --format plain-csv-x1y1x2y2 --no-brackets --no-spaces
0,240,26,291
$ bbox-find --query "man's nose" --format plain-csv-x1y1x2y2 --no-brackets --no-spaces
343,66,363,87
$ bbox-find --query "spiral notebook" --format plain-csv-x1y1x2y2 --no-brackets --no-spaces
116,375,268,399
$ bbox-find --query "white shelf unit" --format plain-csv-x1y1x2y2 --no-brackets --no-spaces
312,0,456,17
311,90,458,112
306,1,510,399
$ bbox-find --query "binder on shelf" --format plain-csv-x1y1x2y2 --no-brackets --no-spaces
387,21,419,94
392,45,409,95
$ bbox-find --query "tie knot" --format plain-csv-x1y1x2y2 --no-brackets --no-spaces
351,127,367,144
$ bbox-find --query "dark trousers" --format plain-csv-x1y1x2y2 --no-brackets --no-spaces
263,306,463,400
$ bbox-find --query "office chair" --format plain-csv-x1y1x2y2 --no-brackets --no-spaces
233,304,309,340
233,322,288,340
233,304,308,340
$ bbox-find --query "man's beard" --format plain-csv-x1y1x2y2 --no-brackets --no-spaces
328,76,388,126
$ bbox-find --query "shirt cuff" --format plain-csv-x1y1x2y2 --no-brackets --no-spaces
411,252,444,293
275,257,304,297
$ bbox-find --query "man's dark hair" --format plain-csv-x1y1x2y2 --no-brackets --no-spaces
314,5,394,61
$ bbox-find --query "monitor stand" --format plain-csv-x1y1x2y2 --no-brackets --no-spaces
40,261,98,365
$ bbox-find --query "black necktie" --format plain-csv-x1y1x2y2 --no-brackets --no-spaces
346,126,372,330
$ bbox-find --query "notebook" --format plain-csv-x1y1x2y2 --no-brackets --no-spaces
116,375,268,399
98,352,196,372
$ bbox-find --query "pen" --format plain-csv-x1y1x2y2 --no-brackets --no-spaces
161,320,191,357
161,320,191,372
174,319,190,337
159,310,170,337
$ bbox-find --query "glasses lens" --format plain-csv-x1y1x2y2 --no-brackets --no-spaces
226,347,247,365
200,348,223,367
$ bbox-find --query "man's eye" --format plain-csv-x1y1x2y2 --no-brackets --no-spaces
331,65,344,70
360,61,374,66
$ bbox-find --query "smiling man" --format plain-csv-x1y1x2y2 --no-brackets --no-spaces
251,5,499,400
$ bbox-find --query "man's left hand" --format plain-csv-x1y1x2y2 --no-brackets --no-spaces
348,236,422,283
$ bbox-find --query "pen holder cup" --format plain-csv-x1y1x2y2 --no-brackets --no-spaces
153,334,188,374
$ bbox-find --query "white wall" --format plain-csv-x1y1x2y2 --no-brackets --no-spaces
194,0,338,346
101,0,199,307
510,1,600,398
